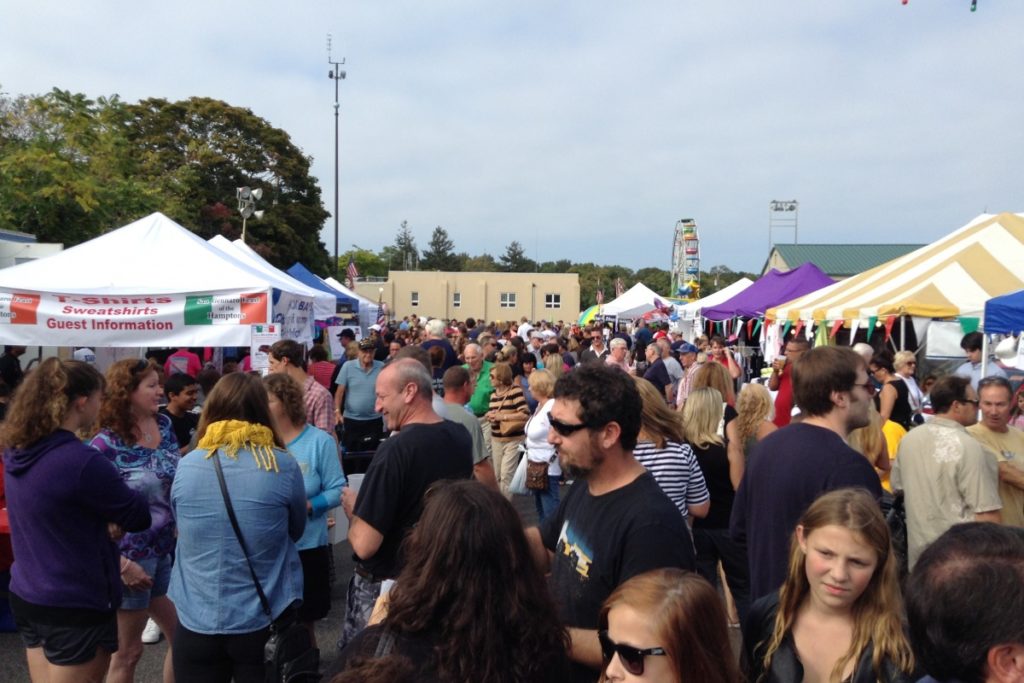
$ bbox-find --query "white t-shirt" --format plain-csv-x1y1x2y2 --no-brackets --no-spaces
524,399,561,475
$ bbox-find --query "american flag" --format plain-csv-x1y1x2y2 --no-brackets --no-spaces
614,277,624,298
346,256,359,290
377,302,389,327
596,288,604,306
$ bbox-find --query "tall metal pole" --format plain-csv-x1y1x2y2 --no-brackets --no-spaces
328,35,346,276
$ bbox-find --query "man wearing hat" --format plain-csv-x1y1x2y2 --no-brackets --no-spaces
673,342,701,410
335,337,386,453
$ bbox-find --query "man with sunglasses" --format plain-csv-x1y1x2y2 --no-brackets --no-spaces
892,374,1002,570
731,345,882,602
525,364,694,683
579,326,609,365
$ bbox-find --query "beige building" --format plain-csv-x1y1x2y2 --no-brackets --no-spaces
354,271,580,323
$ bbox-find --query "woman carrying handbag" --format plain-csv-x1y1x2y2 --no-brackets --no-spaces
168,374,309,683
485,362,530,496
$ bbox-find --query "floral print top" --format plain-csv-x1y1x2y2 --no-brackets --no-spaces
90,413,180,560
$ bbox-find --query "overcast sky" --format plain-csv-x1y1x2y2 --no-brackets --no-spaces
3,1,1022,276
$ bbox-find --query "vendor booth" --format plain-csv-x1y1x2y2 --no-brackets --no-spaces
702,263,833,322
601,282,672,320
0,212,316,346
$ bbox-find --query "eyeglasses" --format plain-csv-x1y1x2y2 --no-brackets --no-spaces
548,416,590,437
959,398,980,406
853,381,875,394
598,630,666,676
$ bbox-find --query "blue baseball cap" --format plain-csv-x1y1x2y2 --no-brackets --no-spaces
674,341,699,354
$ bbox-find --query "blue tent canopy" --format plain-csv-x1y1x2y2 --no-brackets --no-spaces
287,263,359,312
985,288,1024,335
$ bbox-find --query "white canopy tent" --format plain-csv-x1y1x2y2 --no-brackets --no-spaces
601,282,671,319
0,212,315,346
674,277,755,341
208,236,337,321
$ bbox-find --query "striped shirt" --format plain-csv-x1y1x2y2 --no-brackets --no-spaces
633,440,710,519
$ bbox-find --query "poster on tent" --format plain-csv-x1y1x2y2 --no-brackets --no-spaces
0,289,272,347
271,290,315,345
250,323,282,373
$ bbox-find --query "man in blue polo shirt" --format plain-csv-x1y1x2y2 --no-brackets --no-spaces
335,338,385,453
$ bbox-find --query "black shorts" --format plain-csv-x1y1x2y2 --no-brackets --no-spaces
298,545,332,622
9,592,118,666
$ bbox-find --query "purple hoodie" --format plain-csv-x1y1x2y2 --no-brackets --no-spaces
4,430,151,612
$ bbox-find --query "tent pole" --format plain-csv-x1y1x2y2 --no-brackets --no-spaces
981,333,988,381
900,315,906,351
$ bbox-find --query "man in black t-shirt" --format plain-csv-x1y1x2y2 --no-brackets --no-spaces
526,364,694,683
337,359,473,652
730,345,883,602
159,373,199,454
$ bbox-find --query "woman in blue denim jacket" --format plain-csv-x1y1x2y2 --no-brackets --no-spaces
169,373,306,683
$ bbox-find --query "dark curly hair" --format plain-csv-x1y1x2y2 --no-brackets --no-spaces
98,358,158,445
553,362,642,451
380,480,569,682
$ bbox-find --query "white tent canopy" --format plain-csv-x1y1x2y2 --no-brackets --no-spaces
0,212,314,346
602,282,671,319
208,236,336,321
677,278,755,321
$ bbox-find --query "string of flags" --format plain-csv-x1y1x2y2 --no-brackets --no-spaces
704,314,983,345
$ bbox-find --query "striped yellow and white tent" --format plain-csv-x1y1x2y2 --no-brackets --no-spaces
767,212,1024,325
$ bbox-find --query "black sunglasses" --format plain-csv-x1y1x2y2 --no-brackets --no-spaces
598,630,666,676
548,416,589,437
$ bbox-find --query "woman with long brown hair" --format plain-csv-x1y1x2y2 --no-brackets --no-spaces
3,359,150,683
743,488,914,683
729,383,777,464
169,372,306,682
90,359,180,683
597,569,739,683
332,480,569,682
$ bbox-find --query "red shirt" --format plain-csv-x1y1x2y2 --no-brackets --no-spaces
773,364,794,427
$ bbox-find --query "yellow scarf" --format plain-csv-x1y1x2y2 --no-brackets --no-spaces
198,419,279,472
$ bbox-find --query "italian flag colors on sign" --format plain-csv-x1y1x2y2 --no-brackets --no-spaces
184,293,267,326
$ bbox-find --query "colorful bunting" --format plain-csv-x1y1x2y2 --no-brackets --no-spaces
830,320,843,339
866,316,878,341
959,317,980,335
884,315,897,341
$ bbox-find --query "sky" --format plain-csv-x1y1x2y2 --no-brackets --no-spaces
2,1,1022,277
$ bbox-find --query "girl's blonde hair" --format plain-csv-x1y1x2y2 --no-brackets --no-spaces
681,387,724,449
759,488,913,682
734,383,774,445
693,361,734,405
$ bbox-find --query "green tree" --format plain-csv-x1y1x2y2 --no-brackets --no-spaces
389,220,418,270
420,225,460,271
460,252,499,272
0,89,159,244
337,248,387,279
125,96,330,272
698,264,755,297
499,240,536,272
634,267,671,296
538,259,573,274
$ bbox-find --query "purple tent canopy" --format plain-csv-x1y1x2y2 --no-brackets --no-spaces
702,263,834,321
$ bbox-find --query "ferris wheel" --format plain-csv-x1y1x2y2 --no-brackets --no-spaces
670,219,700,300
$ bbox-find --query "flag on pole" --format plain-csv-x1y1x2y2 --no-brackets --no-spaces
596,288,604,306
614,278,624,298
377,302,389,327
346,256,359,290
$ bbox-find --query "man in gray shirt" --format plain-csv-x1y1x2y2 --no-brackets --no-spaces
441,366,499,491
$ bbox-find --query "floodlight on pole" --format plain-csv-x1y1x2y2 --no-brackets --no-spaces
237,186,263,242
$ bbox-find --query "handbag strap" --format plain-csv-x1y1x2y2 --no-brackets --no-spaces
212,449,272,617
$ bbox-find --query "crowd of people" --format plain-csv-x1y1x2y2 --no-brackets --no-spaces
0,313,1022,683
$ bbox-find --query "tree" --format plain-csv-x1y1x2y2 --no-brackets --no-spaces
337,248,387,278
699,264,755,296
420,225,460,271
389,220,418,270
538,259,573,274
634,267,671,296
460,252,499,272
126,96,330,272
499,240,536,272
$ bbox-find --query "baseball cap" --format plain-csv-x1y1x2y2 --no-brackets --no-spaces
358,338,376,351
369,324,382,332
674,342,699,354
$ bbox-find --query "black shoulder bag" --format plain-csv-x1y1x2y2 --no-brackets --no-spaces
212,450,321,683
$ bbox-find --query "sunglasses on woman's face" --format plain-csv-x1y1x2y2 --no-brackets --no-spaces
598,630,666,676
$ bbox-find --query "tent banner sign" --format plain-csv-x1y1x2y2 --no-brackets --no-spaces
0,289,270,347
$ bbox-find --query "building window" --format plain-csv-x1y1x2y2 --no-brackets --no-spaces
499,292,517,308
544,293,561,309
452,292,461,308
410,291,419,307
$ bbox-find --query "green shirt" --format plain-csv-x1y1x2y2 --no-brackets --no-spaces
465,360,494,417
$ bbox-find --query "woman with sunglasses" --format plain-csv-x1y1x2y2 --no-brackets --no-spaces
485,362,530,495
90,359,181,683
893,351,923,425
870,352,914,432
331,480,569,682
597,568,738,683
742,488,915,683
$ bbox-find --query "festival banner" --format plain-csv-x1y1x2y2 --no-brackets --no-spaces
0,289,271,347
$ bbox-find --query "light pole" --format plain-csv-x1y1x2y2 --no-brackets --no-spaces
328,34,347,276
236,186,263,242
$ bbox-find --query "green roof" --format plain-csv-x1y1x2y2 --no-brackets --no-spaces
764,244,925,278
